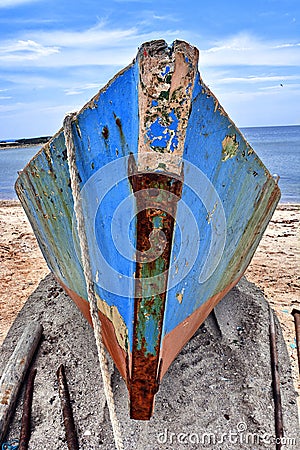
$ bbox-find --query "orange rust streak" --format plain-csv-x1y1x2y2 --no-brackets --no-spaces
160,275,242,379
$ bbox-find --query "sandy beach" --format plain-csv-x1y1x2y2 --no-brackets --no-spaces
0,200,49,345
0,200,299,388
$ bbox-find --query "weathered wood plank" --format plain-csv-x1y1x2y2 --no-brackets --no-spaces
0,322,43,444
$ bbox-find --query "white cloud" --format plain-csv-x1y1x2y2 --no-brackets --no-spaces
217,75,300,84
31,22,138,48
204,34,253,53
64,89,84,96
0,102,23,113
64,83,105,95
114,0,152,2
259,83,300,91
3,28,297,71
0,0,41,8
273,43,300,49
83,82,103,90
0,22,181,68
215,85,300,127
0,23,137,67
0,39,59,62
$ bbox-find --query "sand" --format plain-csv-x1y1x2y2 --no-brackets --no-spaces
245,204,300,391
0,200,299,448
1,275,299,449
1,201,299,377
0,200,49,345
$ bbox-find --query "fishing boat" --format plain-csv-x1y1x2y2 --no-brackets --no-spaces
15,40,280,420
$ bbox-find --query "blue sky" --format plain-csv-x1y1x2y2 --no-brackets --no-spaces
0,0,299,139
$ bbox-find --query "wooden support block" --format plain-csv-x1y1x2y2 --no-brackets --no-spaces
0,322,43,444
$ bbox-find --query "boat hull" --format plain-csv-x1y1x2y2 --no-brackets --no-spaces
15,39,280,419
57,272,241,419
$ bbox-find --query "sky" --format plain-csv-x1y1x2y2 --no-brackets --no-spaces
0,0,299,139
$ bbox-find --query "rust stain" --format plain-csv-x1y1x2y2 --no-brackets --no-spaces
114,113,127,155
128,349,160,420
115,116,122,129
102,126,109,139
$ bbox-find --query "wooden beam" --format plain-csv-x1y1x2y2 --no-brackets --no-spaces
0,322,43,444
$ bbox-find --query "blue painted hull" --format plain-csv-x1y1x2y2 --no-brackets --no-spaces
15,40,280,419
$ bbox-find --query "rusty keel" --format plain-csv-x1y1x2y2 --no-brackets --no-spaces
128,155,183,419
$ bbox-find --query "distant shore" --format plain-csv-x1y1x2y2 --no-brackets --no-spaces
0,136,51,149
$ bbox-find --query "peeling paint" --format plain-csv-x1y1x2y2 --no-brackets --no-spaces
222,134,239,161
102,126,109,139
176,292,183,303
1,387,12,405
137,40,199,174
128,149,183,419
96,294,128,351
206,202,218,224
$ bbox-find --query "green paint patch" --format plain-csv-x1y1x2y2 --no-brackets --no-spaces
222,135,239,161
157,162,167,170
153,216,163,229
159,90,170,101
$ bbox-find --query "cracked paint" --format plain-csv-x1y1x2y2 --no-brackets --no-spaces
137,40,199,174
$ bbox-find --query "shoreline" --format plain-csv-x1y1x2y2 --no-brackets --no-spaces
0,143,43,151
0,136,51,150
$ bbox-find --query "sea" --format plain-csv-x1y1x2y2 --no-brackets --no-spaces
0,125,299,203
